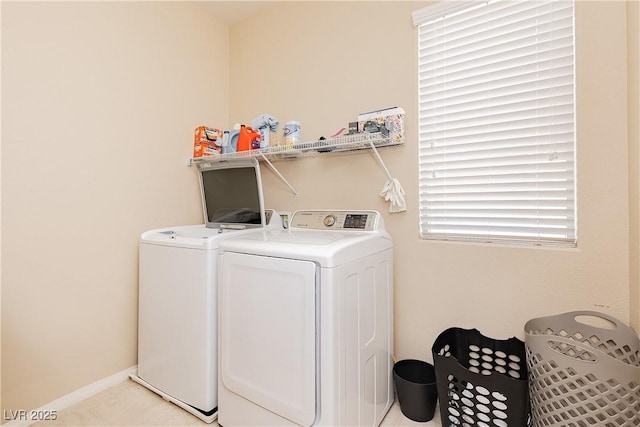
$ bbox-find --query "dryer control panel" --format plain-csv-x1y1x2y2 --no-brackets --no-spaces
290,210,379,231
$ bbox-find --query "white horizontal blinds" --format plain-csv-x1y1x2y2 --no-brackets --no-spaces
416,0,576,246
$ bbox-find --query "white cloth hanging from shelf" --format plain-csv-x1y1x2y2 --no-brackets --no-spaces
368,141,406,213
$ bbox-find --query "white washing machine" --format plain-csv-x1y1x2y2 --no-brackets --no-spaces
131,158,281,423
218,210,394,427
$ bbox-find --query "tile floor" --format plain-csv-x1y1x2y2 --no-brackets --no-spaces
32,379,442,427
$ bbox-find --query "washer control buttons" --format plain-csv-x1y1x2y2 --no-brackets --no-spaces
323,214,337,227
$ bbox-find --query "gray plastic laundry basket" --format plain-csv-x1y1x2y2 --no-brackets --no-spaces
524,311,640,427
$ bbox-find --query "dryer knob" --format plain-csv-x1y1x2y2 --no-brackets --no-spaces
323,214,337,227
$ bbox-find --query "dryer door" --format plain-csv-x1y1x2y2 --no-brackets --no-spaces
220,252,317,426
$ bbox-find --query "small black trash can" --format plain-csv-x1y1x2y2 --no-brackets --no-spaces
393,359,438,422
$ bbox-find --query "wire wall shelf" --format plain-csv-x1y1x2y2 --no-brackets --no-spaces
188,132,401,165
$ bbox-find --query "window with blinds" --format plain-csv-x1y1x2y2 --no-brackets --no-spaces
413,0,576,246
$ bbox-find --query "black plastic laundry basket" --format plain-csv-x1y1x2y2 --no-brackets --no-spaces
432,327,531,427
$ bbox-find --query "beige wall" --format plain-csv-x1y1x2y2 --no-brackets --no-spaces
231,1,634,360
1,0,637,417
0,0,3,413
1,1,228,412
628,0,640,334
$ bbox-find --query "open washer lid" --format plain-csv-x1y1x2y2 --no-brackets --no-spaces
195,157,266,229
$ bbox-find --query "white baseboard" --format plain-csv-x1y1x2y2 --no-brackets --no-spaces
3,366,137,427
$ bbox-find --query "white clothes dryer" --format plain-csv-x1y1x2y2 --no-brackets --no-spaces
218,210,394,427
131,158,281,423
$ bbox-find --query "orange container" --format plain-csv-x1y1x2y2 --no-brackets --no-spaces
193,126,223,157
236,125,260,152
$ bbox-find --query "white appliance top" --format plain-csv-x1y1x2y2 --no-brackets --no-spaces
219,210,392,267
140,210,282,249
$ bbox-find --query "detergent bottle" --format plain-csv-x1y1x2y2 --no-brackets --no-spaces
237,125,251,151
237,125,262,151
